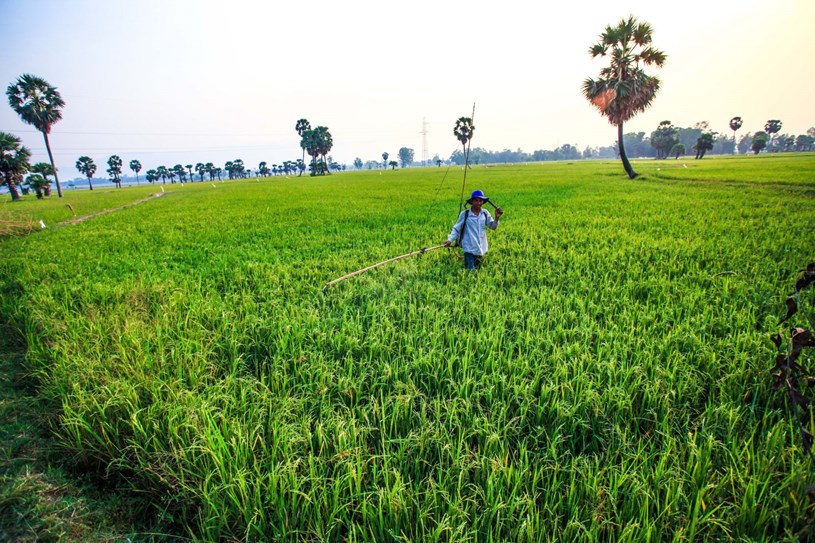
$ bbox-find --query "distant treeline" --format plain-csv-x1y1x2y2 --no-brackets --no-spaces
448,124,815,165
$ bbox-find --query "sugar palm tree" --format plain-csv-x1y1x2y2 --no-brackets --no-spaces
107,155,123,188
76,156,97,190
185,164,194,182
156,165,168,184
694,133,715,159
30,162,55,196
316,127,333,175
0,132,31,201
232,159,245,178
453,117,475,153
195,162,206,181
6,74,66,197
300,130,319,175
453,116,475,208
296,118,311,169
25,173,50,199
129,159,142,184
764,120,782,151
173,164,186,183
729,117,743,154
582,16,666,178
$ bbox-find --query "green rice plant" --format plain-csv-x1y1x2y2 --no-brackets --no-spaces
1,155,814,541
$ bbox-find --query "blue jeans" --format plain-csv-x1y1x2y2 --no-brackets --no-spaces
464,253,483,270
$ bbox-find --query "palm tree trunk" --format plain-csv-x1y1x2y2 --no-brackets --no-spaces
87,176,94,191
5,176,21,201
618,123,637,179
41,131,63,197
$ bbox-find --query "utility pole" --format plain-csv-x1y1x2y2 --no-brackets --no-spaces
420,118,430,167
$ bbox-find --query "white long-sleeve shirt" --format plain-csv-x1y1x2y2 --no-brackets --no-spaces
447,209,499,256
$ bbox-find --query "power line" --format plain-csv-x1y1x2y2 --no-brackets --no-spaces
0,128,281,137
43,144,278,155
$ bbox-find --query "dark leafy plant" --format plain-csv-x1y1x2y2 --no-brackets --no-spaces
771,262,815,498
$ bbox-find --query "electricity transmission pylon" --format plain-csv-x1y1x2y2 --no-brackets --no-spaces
420,118,430,167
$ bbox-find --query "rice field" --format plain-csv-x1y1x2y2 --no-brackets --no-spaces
1,154,814,541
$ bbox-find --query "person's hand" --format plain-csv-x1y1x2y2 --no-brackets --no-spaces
444,240,452,247
495,207,503,219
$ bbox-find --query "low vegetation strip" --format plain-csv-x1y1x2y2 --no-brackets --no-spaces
1,156,814,541
0,184,180,235
56,191,167,226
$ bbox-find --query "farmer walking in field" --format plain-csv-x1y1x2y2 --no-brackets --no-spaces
444,189,503,270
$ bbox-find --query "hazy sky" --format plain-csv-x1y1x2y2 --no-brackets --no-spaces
2,0,813,179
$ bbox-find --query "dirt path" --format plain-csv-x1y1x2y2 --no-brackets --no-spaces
57,191,169,226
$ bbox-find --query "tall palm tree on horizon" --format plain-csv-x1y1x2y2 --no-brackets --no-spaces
453,116,475,209
6,74,66,197
296,119,311,175
130,159,142,184
582,16,666,179
156,165,168,184
316,126,333,175
76,156,96,190
729,117,743,154
107,155,123,188
764,120,782,151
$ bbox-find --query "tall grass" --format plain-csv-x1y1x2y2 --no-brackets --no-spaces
1,155,814,541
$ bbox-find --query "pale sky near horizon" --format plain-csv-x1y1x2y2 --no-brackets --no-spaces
1,0,813,179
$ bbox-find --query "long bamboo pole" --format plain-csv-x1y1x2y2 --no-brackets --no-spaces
459,103,476,213
324,244,448,288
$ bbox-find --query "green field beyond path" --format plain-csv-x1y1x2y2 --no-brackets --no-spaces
1,154,815,541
